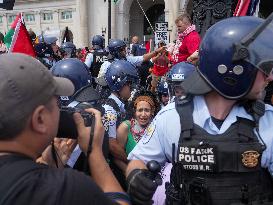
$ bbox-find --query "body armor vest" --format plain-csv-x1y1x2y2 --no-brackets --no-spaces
90,49,108,77
166,97,273,205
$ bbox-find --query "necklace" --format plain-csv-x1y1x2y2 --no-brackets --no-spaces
130,119,147,143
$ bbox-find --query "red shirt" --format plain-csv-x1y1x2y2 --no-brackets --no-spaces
152,53,170,76
173,31,201,64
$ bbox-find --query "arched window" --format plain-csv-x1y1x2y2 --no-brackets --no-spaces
144,4,165,35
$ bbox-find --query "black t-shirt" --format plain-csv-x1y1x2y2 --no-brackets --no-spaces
0,154,116,205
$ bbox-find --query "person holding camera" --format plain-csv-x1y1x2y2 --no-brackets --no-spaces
51,57,111,174
0,53,130,205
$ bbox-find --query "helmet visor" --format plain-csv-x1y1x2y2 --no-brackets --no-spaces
233,13,273,77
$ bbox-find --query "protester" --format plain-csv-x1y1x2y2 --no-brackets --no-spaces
115,90,159,172
150,40,170,92
171,13,201,65
0,53,130,205
130,35,139,56
126,15,273,205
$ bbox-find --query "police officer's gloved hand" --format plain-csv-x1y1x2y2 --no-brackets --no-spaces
127,169,162,205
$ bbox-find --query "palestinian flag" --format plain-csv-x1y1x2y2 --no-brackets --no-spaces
4,13,36,57
3,13,21,49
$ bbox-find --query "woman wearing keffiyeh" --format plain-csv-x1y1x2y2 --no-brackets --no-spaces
171,13,201,65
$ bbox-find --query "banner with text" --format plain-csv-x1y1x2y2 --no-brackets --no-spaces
155,22,169,46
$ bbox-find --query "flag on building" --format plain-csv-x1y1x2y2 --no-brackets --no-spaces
4,13,36,57
247,0,260,16
233,0,251,16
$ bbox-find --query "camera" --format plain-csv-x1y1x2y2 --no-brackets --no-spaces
57,103,94,139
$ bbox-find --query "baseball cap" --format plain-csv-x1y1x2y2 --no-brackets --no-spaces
180,69,212,95
0,53,74,127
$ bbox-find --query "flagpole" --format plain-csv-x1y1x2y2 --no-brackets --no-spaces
8,13,22,53
136,0,155,34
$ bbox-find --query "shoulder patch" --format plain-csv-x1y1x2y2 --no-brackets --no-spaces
102,108,117,130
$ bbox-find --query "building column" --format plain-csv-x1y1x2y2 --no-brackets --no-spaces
2,14,8,33
35,10,41,31
76,0,88,47
116,11,130,41
53,9,60,30
111,0,116,39
166,0,180,42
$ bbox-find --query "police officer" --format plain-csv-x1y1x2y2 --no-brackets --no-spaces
51,58,92,106
167,62,196,100
98,39,164,78
51,58,110,172
34,35,61,68
60,41,77,59
102,60,139,187
126,15,273,205
156,80,170,109
85,35,109,78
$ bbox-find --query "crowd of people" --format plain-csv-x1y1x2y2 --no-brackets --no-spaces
1,11,273,205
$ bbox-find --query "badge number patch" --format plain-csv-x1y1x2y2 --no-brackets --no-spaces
177,145,216,172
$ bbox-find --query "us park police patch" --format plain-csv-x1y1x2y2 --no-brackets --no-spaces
177,144,216,172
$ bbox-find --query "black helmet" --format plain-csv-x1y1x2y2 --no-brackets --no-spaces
60,42,76,58
92,35,104,50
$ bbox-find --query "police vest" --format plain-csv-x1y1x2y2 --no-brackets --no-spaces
167,97,273,205
90,49,108,77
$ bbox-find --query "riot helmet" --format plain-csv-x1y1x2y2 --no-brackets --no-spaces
157,80,170,106
105,60,139,92
157,80,169,95
182,15,273,100
108,39,127,59
51,58,91,105
37,35,58,45
60,42,76,58
34,42,54,58
167,62,195,97
92,35,105,50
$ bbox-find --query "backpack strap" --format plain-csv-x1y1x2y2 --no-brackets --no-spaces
174,95,194,143
0,156,46,203
243,99,267,150
104,98,121,113
243,99,265,128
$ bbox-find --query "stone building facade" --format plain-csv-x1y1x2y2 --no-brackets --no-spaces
0,0,191,47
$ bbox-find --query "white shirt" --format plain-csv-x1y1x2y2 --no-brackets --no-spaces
98,55,144,77
84,53,94,68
